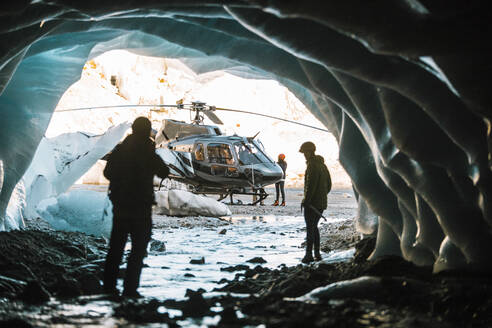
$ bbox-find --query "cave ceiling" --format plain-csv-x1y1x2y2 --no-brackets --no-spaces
1,1,491,272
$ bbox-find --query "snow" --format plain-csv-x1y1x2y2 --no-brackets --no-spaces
155,189,232,217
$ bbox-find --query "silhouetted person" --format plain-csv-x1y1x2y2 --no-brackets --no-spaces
299,141,331,263
273,153,287,206
103,117,169,297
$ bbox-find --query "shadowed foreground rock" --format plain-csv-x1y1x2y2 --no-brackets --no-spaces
0,230,107,300
0,230,491,326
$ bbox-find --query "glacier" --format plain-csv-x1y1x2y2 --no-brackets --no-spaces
1,2,492,273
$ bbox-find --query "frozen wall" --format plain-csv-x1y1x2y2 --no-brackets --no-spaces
1,2,492,273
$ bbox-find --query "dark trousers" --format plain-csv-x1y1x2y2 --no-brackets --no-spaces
304,206,321,256
103,205,152,294
275,181,285,201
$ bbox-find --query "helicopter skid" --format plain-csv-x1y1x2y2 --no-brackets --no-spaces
190,187,268,206
218,188,268,206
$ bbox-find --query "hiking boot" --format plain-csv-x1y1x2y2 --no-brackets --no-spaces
272,200,279,206
301,255,314,264
280,201,286,206
314,253,322,261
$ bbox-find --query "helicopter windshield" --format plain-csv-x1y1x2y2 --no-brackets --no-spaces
234,141,270,165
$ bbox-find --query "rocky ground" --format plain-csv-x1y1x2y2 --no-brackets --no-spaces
1,187,491,327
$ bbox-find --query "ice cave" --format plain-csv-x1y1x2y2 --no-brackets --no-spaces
1,0,492,294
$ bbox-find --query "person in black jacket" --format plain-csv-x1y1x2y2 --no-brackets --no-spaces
273,153,287,206
102,117,169,297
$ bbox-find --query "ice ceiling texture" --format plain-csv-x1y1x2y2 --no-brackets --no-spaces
1,1,491,273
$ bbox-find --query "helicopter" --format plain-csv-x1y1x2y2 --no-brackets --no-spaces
58,100,329,205
151,101,286,205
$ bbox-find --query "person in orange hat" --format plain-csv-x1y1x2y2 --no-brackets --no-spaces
273,153,287,206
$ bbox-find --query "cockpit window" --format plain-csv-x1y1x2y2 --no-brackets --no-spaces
194,143,204,161
207,143,235,165
234,141,270,165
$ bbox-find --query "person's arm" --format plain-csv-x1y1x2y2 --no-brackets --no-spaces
103,145,120,180
153,153,170,179
325,165,332,194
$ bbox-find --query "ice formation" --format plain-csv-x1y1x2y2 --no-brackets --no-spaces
155,190,232,217
21,123,130,220
37,190,113,237
1,2,492,273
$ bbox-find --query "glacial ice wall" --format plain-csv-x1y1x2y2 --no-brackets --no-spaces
1,2,492,273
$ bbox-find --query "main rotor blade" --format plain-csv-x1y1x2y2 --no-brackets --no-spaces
56,104,180,112
215,107,330,133
203,110,224,125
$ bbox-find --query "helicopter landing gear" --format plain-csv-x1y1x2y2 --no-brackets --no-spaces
216,188,267,205
250,188,267,206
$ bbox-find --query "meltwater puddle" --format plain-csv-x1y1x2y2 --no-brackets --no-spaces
138,215,354,299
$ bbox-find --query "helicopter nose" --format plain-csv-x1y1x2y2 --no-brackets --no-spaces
255,163,283,184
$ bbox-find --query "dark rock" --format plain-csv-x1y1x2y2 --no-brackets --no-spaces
221,264,250,272
55,276,81,298
189,257,205,264
0,275,27,295
118,268,126,278
161,266,170,269
364,255,432,278
149,239,166,252
219,307,239,325
218,229,227,235
184,273,195,278
246,257,267,264
185,288,206,297
0,318,33,328
113,299,176,324
182,289,210,317
18,281,51,304
353,236,376,263
78,273,102,295
62,245,85,258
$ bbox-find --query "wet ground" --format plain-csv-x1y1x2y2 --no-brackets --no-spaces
1,187,492,327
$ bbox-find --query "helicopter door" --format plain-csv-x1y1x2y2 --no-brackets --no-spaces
206,143,239,177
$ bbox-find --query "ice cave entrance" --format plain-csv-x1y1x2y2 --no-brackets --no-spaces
17,50,349,236
48,50,343,190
